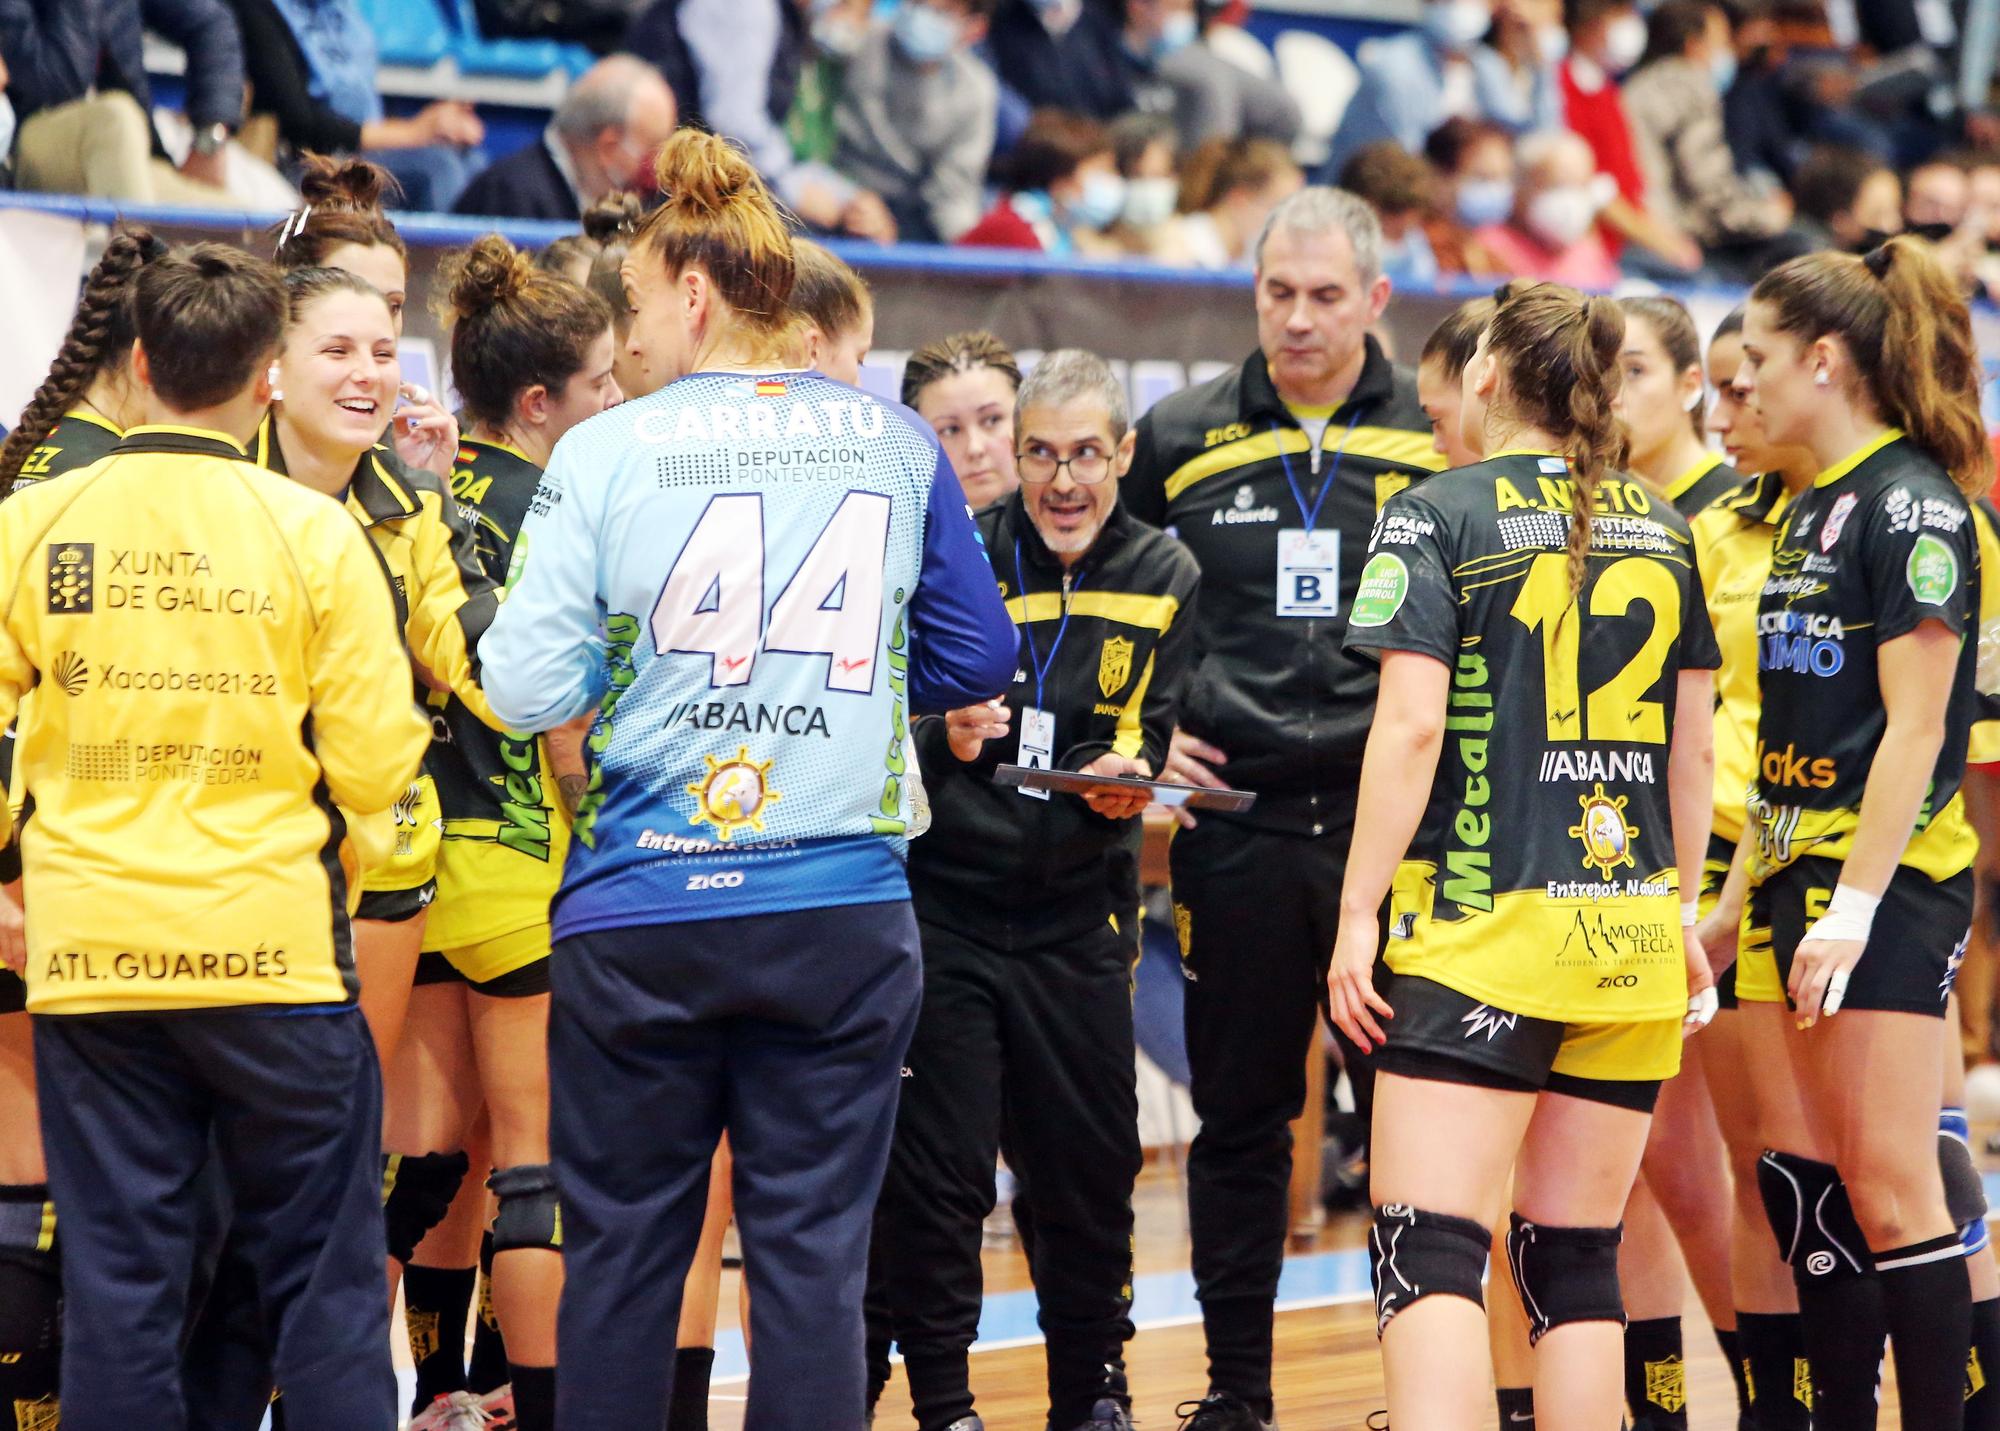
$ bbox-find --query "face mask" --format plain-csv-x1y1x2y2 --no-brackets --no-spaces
1121,175,1179,228
1456,176,1515,227
1710,50,1736,93
1526,185,1598,248
1424,0,1492,52
893,2,961,62
1604,12,1648,71
1908,220,1956,244
1852,227,1899,253
813,13,867,55
1067,171,1127,231
1537,25,1569,62
1154,11,1198,57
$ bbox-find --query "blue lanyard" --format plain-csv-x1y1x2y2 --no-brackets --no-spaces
1014,540,1085,709
1273,409,1364,535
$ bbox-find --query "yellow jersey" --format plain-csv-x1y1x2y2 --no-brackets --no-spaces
1691,471,1789,844
0,427,429,1014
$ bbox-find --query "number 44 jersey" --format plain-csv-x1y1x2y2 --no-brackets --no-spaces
479,371,1015,939
1344,452,1720,1024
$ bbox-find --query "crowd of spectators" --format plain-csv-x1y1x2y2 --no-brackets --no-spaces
4,0,1999,293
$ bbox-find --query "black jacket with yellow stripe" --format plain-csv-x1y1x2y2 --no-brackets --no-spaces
1123,338,1443,834
910,493,1199,945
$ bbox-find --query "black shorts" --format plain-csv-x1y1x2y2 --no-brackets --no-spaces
1767,857,1971,1017
1372,971,1668,1113
357,881,436,925
411,949,551,998
1700,831,1739,1011
0,968,21,1016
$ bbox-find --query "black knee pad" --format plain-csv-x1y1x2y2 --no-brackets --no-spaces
1941,1131,1988,1230
1755,1149,1871,1280
488,1163,562,1254
1369,1204,1490,1335
1505,1213,1624,1346
382,1150,470,1265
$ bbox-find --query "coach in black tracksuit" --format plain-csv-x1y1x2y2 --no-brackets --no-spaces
869,350,1200,1431
1121,188,1444,1431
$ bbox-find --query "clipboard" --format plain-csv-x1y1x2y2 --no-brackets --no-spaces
993,764,1258,812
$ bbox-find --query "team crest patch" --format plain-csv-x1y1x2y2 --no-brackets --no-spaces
1793,1357,1814,1407
1172,901,1193,963
1098,635,1135,698
1569,783,1637,880
1821,492,1858,551
13,1397,58,1431
1909,533,1960,605
46,543,92,613
686,747,782,842
407,1306,441,1362
1644,1356,1687,1414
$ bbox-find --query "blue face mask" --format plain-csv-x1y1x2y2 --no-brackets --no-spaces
1154,11,1198,57
893,1,961,62
1710,50,1737,93
1066,171,1127,231
1455,176,1514,228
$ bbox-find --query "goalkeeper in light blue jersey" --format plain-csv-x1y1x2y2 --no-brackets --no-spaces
479,131,1015,1431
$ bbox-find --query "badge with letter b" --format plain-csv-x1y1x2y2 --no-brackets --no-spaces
1276,528,1339,617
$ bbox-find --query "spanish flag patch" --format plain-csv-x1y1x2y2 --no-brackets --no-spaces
755,378,788,397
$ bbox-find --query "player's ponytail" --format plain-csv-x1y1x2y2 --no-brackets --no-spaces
438,234,613,431
1751,238,1993,498
272,154,407,271
637,130,796,347
1486,283,1628,597
0,226,168,493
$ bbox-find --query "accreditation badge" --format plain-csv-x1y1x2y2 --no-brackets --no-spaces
1276,528,1339,618
1017,706,1053,801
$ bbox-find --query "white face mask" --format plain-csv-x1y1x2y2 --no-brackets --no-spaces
1121,175,1179,228
1526,185,1598,248
812,13,867,55
1603,12,1648,70
1536,24,1569,63
1425,0,1493,51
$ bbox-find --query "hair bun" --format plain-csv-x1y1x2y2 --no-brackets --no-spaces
653,131,769,219
1862,239,1898,279
442,234,532,323
294,152,398,213
582,191,646,245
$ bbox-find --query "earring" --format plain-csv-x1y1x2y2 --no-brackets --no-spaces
1813,368,1830,387
267,363,284,404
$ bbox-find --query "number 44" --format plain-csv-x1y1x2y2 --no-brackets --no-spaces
652,492,891,692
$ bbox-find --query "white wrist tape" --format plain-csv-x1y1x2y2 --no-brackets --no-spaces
1805,884,1881,945
1681,901,1700,929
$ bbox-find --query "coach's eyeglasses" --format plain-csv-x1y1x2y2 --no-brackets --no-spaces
1017,442,1115,485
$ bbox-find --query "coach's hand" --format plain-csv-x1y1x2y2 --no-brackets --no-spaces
1077,753,1152,819
1159,728,1229,830
394,385,459,478
1327,918,1392,1053
0,880,23,976
1789,935,1864,1028
945,700,1010,762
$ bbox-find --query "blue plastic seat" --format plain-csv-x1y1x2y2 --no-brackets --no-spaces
355,0,452,68
441,0,569,77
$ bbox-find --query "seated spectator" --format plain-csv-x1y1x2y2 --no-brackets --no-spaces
986,0,1136,120
1559,0,1704,275
1324,0,1562,177
1473,127,1620,286
222,0,484,211
454,55,677,222
1488,0,1570,93
957,109,1126,256
1423,115,1514,272
1620,0,1790,274
5,0,243,206
790,0,873,166
627,0,898,240
1163,135,1304,268
1339,142,1444,285
832,0,999,243
1905,154,1971,241
1158,11,1300,149
1106,112,1183,257
1778,142,1902,255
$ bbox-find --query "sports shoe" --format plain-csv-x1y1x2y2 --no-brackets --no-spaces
475,1386,516,1430
408,1391,494,1431
1062,1398,1135,1430
941,1419,986,1431
1174,1393,1275,1430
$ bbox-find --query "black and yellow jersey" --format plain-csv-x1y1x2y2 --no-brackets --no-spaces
1123,338,1445,835
1751,430,1979,881
251,415,501,728
426,438,571,949
1661,451,1742,520
1966,500,2000,765
1345,451,1720,1023
13,409,123,490
1691,470,1792,843
0,427,428,1014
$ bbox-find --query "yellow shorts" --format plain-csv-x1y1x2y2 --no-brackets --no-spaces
361,771,441,896
430,923,550,986
1734,881,1785,1005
